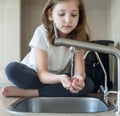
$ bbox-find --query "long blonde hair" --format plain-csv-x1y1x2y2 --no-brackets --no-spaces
42,0,90,45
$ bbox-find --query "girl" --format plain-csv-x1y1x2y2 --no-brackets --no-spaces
1,0,94,97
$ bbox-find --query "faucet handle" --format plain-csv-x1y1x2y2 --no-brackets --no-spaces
98,85,104,93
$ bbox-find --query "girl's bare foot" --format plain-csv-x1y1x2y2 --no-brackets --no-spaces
1,86,39,97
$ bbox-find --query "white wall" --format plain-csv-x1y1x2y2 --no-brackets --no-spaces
84,0,120,47
0,0,20,84
107,0,120,48
84,0,108,40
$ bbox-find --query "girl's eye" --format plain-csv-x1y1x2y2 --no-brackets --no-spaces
58,13,65,16
71,14,78,17
58,13,78,17
71,14,77,17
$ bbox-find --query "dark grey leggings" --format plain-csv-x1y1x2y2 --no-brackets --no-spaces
5,62,94,97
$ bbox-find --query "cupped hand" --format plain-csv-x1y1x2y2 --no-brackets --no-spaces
59,74,72,90
69,74,85,93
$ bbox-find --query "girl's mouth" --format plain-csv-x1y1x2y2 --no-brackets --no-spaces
63,26,72,28
62,26,73,30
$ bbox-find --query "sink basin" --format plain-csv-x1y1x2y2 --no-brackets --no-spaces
6,97,115,114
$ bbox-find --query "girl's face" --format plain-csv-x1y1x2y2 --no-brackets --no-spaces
48,0,79,37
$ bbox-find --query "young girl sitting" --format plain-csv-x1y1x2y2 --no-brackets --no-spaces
1,0,94,97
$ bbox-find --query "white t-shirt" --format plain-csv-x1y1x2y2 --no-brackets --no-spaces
21,24,72,73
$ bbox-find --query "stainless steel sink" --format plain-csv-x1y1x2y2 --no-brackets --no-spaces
6,97,115,114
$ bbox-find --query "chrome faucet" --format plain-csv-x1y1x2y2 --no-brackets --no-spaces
54,37,120,113
84,50,109,99
84,51,118,103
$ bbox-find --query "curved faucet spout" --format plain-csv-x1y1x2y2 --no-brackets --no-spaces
55,38,120,57
55,38,120,113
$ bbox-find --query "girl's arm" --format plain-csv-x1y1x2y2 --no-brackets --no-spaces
34,47,71,88
74,49,86,79
69,50,86,93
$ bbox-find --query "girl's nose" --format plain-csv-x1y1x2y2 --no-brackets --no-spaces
64,15,72,23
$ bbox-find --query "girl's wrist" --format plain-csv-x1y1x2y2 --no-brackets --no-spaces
74,72,85,80
57,74,62,83
57,74,67,82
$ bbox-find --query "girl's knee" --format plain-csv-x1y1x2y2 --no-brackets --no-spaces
84,77,95,94
5,62,20,80
6,62,18,72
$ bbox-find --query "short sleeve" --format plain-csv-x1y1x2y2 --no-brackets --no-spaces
29,25,49,51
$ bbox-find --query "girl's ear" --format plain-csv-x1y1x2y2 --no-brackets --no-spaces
47,9,53,21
